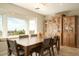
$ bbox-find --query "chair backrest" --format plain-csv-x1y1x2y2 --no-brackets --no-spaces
7,39,18,55
50,36,60,45
50,38,54,46
31,34,37,37
42,38,51,48
54,36,60,40
19,35,29,39
54,36,60,43
30,34,37,43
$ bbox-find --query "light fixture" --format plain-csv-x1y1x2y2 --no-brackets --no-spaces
35,7,40,10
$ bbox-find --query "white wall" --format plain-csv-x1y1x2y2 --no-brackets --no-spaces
0,3,45,36
37,16,45,33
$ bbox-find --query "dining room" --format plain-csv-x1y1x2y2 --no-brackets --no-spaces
0,3,79,56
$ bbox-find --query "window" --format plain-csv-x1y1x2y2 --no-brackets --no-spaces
0,16,2,37
8,17,26,36
29,19,37,34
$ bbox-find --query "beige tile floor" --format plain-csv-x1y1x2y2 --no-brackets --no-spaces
0,41,79,56
59,46,79,56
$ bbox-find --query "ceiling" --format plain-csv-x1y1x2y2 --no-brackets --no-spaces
14,3,79,15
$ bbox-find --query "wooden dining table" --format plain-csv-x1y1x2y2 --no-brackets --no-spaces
8,36,43,56
7,36,60,56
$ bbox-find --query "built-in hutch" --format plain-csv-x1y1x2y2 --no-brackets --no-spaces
44,14,77,47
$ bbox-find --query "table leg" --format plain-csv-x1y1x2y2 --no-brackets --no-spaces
57,39,60,54
24,46,29,56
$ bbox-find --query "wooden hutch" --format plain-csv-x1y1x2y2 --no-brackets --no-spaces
44,14,77,47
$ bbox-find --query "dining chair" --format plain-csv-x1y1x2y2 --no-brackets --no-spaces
19,35,29,39
40,38,52,56
50,38,55,55
54,36,60,54
7,39,24,56
50,36,60,55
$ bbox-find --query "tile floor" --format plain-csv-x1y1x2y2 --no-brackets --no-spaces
0,41,79,56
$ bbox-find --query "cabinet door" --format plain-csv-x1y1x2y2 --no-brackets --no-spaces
63,16,75,47
69,17,75,47
63,17,69,46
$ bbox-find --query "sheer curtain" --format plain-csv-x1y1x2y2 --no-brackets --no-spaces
29,19,37,34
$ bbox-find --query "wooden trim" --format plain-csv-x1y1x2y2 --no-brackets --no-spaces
75,16,78,48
